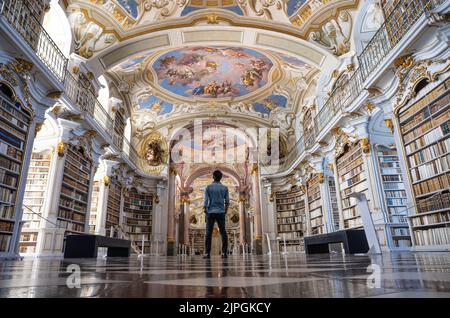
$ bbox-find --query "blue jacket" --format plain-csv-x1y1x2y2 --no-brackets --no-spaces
204,181,230,214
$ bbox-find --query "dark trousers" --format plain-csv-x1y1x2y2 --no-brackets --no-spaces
205,213,228,255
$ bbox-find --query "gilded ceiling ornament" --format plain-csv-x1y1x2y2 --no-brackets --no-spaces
154,195,160,204
206,13,219,24
104,175,111,186
0,64,18,87
57,142,66,158
46,91,63,100
384,119,394,134
35,123,44,136
361,138,371,154
365,101,376,113
317,172,325,184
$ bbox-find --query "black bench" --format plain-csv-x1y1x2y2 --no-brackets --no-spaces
64,235,131,258
304,229,369,255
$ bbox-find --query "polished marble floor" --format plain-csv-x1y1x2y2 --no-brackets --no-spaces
1,252,450,298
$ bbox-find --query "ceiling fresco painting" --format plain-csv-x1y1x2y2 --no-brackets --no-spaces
117,0,140,18
152,46,274,99
252,94,288,115
287,0,307,17
137,95,174,116
118,52,153,70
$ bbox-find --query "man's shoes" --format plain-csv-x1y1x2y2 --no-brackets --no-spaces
221,254,228,259
203,255,210,259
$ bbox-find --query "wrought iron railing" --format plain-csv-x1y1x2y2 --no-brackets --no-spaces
0,0,150,173
266,0,446,175
0,0,446,176
0,0,67,81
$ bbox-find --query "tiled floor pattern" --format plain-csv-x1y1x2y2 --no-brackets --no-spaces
0,252,450,298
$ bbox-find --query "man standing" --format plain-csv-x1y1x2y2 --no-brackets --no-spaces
203,170,229,259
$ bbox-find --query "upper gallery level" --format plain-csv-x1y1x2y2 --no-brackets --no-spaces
0,0,448,179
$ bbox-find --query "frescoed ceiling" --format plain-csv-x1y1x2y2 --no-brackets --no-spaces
61,0,362,141
107,44,317,132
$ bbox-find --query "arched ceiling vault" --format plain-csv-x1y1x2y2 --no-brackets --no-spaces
63,0,362,139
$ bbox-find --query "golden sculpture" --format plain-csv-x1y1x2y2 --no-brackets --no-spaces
57,142,66,158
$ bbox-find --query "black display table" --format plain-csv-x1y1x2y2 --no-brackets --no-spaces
304,229,369,254
64,235,131,258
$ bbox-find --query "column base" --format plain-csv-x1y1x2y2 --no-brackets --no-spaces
167,241,176,256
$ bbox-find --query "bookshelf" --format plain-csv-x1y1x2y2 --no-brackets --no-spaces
375,145,412,249
57,145,93,237
397,78,450,247
336,141,369,229
106,177,122,237
307,176,325,235
123,189,153,253
328,177,340,231
275,186,306,252
0,83,31,253
89,181,100,234
19,152,52,253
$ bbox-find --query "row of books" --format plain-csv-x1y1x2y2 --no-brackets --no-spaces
343,207,359,220
0,170,18,188
0,156,20,173
66,149,92,174
58,209,85,223
410,153,450,183
383,182,405,190
416,192,450,214
63,176,89,193
310,217,323,228
386,198,408,206
399,80,448,122
338,156,364,180
414,226,450,246
400,94,450,133
57,219,84,232
277,216,303,224
23,197,44,206
0,205,14,220
385,190,407,198
342,180,367,196
344,218,362,229
0,140,23,161
310,208,323,219
106,214,120,224
382,175,402,182
339,163,364,184
390,213,408,223
0,234,11,252
0,220,14,232
0,127,25,151
404,120,449,150
408,138,450,167
411,210,450,227
0,187,15,204
61,185,88,203
0,119,26,140
308,200,322,211
277,203,305,211
25,178,48,185
278,223,303,232
278,210,304,219
65,157,91,179
126,219,151,226
123,212,151,220
391,227,410,236
278,231,303,239
0,98,30,128
413,173,450,197
60,199,87,214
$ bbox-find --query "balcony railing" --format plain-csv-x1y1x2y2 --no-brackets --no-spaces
0,0,153,173
0,0,67,82
0,0,446,176
268,0,446,174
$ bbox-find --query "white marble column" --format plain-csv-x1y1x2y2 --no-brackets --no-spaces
251,164,263,254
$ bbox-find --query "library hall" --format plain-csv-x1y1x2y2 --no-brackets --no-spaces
0,0,450,300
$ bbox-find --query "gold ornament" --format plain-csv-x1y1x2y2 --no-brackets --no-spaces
361,138,371,153
317,173,325,184
385,119,394,134
103,176,111,186
57,142,66,158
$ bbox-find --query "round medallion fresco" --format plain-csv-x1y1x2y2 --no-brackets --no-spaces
152,46,274,99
